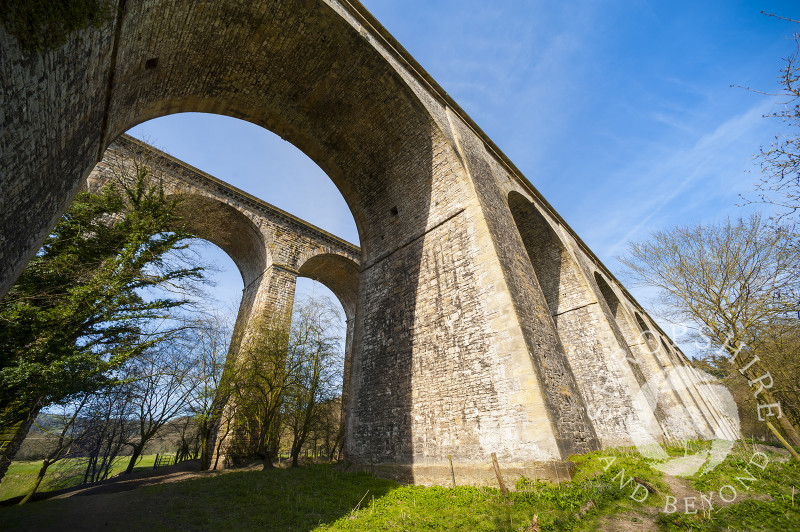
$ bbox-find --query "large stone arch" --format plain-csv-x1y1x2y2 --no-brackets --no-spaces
87,142,273,320
173,195,269,290
296,252,361,449
297,253,359,321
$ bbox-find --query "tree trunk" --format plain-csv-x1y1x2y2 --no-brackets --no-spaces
200,432,210,470
261,447,274,470
19,459,50,505
269,429,280,463
733,348,800,447
82,452,96,485
0,406,39,484
329,440,341,464
125,444,145,474
290,434,301,467
775,404,800,447
213,428,228,470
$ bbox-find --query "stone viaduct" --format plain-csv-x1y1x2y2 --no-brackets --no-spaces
89,134,361,382
90,135,362,466
1,0,737,484
91,135,360,337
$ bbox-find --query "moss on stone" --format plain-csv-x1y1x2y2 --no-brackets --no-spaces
0,0,113,52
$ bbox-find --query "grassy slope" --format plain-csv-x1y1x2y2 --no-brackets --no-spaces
0,454,158,501
0,443,796,531
658,442,800,531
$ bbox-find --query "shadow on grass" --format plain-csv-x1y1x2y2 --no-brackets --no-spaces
6,444,795,531
0,455,178,506
0,463,399,531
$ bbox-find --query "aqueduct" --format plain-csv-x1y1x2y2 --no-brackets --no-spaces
1,0,737,484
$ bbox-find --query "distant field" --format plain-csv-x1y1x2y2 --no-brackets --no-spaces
0,454,159,502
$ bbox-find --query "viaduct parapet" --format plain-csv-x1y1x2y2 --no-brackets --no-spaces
1,0,737,485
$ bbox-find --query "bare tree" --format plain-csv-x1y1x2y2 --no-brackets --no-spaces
749,19,800,219
285,297,344,467
309,396,343,462
18,395,90,504
183,312,235,470
620,214,800,446
122,335,199,473
228,311,300,470
78,386,137,484
174,416,200,462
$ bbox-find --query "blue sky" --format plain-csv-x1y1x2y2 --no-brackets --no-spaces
128,0,800,346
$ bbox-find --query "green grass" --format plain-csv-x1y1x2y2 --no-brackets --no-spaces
0,445,796,531
0,454,159,502
656,442,800,531
0,463,399,531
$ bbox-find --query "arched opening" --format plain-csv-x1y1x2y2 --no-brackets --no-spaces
116,114,362,368
296,253,361,461
127,113,360,248
594,274,664,379
297,254,360,322
507,192,572,315
295,252,360,393
87,132,365,466
594,273,622,319
508,191,658,446
634,312,661,357
285,277,350,462
173,195,269,289
593,272,641,357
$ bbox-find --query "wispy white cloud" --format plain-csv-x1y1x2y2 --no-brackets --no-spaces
585,98,774,261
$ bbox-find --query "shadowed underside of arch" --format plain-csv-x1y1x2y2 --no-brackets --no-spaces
174,195,268,289
1,0,739,485
297,253,359,320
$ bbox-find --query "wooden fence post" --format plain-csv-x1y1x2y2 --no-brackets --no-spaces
491,452,508,497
